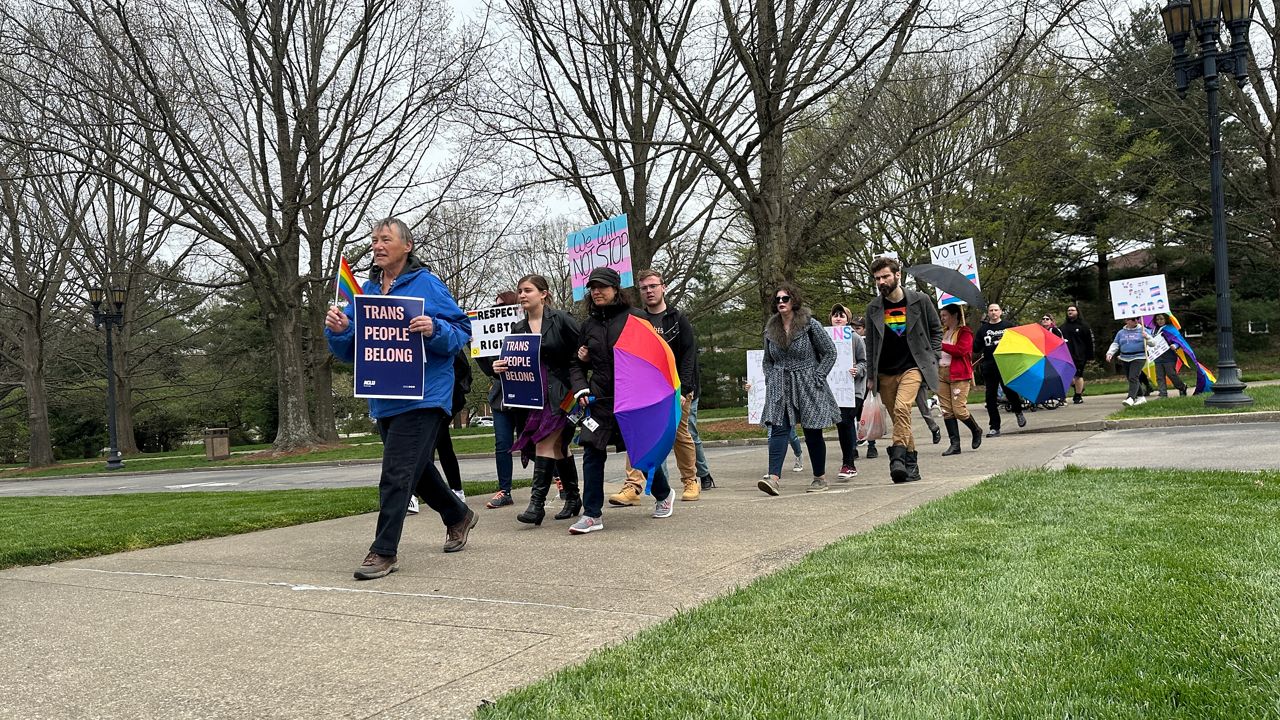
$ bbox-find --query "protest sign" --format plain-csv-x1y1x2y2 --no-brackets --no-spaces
928,238,981,307
567,215,633,301
468,304,526,358
1110,274,1169,319
353,295,425,400
1148,332,1171,362
746,350,766,424
499,333,544,409
824,326,856,407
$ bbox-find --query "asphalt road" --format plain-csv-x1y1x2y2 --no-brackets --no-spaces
1047,421,1280,471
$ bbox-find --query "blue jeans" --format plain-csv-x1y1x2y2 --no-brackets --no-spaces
767,421,826,478
581,444,671,519
374,408,467,557
687,397,710,479
492,409,517,493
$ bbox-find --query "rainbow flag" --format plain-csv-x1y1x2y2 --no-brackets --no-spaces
1143,312,1216,394
335,257,362,305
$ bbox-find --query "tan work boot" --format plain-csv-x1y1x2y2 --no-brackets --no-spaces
680,477,700,501
608,482,644,506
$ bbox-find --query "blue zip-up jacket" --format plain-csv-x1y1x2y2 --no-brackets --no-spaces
326,257,470,419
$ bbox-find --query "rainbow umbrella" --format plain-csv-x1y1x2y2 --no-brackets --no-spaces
613,314,682,494
992,323,1075,404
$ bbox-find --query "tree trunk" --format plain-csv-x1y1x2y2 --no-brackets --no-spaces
754,122,790,319
115,370,139,454
20,328,54,467
264,300,322,451
1095,246,1109,303
310,329,339,444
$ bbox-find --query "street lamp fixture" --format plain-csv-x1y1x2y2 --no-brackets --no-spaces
1159,0,1253,408
88,284,128,469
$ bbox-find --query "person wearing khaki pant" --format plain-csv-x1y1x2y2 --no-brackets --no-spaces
610,269,704,506
862,257,942,484
937,304,983,455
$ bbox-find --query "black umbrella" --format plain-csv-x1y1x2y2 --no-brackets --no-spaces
904,263,987,309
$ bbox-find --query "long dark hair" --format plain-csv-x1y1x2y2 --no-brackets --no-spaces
771,282,803,314
516,274,554,308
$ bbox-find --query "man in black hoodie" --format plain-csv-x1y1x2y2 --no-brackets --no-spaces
609,269,709,505
1060,304,1094,404
974,303,1026,436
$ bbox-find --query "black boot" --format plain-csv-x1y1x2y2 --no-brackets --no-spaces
904,450,921,482
962,416,983,450
941,418,961,456
866,440,879,459
553,456,582,520
887,445,909,483
517,457,553,525
927,418,941,445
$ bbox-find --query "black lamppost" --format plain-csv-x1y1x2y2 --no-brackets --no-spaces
1160,0,1253,408
89,286,127,470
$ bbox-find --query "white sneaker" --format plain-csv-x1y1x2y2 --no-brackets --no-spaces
453,489,466,502
1122,397,1135,406
792,458,803,472
653,491,674,518
1134,396,1147,405
407,496,420,514
568,516,604,534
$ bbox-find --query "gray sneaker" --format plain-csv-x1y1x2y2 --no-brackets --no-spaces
568,515,604,534
653,491,674,518
354,552,398,580
806,477,829,493
757,475,781,496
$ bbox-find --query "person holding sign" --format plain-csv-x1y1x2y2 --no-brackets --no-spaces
1105,317,1155,406
1152,314,1189,397
493,274,584,526
477,290,520,509
567,267,673,534
756,283,841,496
325,217,477,580
829,304,865,481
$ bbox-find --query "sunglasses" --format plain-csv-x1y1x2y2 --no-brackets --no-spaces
774,295,792,304
1042,316,1052,321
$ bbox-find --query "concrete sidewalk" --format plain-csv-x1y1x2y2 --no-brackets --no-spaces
0,392,1257,720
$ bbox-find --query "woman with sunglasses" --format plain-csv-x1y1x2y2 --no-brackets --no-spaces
757,284,841,495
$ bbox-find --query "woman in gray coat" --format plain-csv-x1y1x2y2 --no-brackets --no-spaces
758,283,842,496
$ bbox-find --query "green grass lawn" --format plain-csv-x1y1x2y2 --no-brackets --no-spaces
479,467,1280,719
0,478,525,569
1110,384,1280,419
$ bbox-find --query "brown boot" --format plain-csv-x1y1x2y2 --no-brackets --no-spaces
608,482,644,506
680,477,700,501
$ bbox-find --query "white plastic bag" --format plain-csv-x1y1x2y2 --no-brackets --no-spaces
858,394,891,441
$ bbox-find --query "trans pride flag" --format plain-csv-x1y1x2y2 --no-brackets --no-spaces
1144,312,1216,394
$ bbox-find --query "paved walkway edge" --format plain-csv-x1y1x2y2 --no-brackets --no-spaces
1023,410,1280,434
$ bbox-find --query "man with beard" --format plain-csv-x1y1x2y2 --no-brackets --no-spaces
862,257,942,483
974,303,1026,436
1060,304,1094,404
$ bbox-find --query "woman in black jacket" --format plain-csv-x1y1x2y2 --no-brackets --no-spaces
567,267,674,535
493,274,583,526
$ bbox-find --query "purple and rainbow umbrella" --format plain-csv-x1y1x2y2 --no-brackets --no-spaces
613,314,682,493
992,323,1076,404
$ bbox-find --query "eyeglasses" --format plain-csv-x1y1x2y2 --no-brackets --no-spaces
638,284,662,291
774,295,791,304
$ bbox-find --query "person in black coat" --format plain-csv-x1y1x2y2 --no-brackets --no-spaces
1060,304,1094,404
567,267,674,535
493,274,584,525
973,303,1026,437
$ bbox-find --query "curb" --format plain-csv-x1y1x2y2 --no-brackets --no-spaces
1020,410,1280,434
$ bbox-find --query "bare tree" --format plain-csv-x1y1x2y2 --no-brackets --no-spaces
3,0,484,450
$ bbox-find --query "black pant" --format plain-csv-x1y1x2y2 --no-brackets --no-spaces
374,408,467,557
981,362,1022,430
835,405,859,467
432,422,462,492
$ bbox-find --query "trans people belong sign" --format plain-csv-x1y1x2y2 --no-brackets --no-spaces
567,214,633,301
353,295,425,400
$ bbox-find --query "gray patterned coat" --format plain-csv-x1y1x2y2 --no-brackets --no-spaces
761,308,842,429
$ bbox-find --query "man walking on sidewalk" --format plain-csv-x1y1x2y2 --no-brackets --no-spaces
609,269,708,506
1061,304,1094,404
975,303,1027,437
863,257,942,483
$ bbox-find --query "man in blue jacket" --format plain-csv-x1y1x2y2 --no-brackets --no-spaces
325,217,476,580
